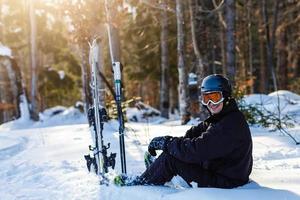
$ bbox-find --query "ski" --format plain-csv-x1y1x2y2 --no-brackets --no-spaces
84,40,116,176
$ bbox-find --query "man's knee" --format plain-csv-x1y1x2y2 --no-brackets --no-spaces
159,152,177,164
155,152,176,171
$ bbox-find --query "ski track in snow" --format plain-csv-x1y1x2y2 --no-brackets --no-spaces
0,120,300,199
0,125,100,200
0,136,28,160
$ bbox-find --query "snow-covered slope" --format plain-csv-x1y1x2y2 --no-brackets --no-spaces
242,90,300,122
0,91,299,200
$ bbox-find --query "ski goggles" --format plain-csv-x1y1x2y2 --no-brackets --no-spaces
201,91,224,106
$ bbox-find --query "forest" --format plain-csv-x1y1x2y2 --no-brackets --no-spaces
0,0,299,123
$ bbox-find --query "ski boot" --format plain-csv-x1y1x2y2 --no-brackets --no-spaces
113,174,143,186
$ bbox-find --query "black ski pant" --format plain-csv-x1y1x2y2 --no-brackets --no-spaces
139,152,239,188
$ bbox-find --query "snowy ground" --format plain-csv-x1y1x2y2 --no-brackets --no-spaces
0,44,12,57
0,90,300,200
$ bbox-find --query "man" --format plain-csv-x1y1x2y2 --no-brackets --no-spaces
116,74,253,188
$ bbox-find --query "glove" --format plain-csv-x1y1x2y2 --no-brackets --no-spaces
148,136,173,156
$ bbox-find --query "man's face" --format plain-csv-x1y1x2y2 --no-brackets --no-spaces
207,101,223,114
201,91,224,114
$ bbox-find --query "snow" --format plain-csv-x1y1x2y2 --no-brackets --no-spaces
242,90,300,125
0,44,12,57
58,70,65,79
19,94,31,121
126,102,163,123
1,4,10,16
0,105,87,131
0,91,300,200
188,73,198,85
269,90,300,102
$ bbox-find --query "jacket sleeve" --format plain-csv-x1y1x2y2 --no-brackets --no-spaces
167,116,239,164
184,121,208,139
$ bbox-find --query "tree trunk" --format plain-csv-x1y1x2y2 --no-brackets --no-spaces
188,0,207,120
213,0,227,75
270,0,280,91
188,0,204,78
0,57,24,124
293,56,300,78
277,28,288,90
258,11,268,93
261,0,279,91
0,0,4,42
160,1,169,119
225,0,236,84
236,5,247,93
220,27,227,76
169,84,177,115
28,0,39,120
247,0,254,93
176,0,189,124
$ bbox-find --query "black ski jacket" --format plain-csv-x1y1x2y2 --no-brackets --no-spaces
166,99,253,186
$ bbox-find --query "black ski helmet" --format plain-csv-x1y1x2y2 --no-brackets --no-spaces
200,74,232,97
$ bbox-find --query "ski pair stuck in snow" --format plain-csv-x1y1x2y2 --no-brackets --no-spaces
84,39,127,179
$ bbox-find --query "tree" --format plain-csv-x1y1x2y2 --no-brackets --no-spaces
1,0,300,120
212,0,227,76
159,0,170,119
62,0,104,113
28,0,39,120
0,0,4,42
261,0,279,91
277,24,288,90
187,0,208,120
225,0,236,83
176,0,189,124
119,1,166,107
189,0,205,79
258,8,268,93
0,56,23,124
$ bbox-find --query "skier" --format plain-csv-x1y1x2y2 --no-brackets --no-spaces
116,74,253,189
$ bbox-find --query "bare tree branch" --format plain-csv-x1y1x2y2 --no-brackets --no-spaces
212,0,226,28
198,0,225,14
139,0,175,13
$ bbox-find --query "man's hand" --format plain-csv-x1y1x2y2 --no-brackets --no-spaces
148,136,173,156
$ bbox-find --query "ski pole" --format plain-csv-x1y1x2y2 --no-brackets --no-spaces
112,61,127,174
